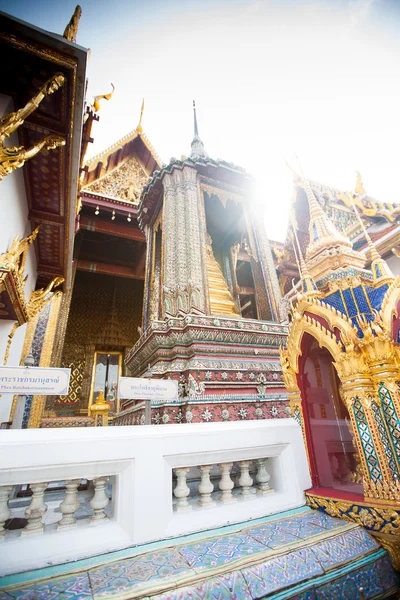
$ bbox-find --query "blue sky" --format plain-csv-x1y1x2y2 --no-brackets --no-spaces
2,0,400,241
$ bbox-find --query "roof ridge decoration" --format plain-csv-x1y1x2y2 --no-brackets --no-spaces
350,197,394,283
85,99,161,173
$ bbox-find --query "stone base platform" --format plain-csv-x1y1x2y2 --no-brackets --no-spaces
0,507,398,599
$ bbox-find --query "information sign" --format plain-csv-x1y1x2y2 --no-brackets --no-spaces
0,366,71,395
118,377,178,403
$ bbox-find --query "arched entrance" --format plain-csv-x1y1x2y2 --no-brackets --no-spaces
298,333,363,495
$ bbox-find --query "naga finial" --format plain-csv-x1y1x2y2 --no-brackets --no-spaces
0,73,65,181
136,99,145,133
63,5,82,43
355,171,366,196
93,83,115,113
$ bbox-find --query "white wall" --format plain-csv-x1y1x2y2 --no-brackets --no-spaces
386,254,400,277
0,95,37,422
0,419,310,575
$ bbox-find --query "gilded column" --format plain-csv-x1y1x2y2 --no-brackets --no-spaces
28,291,63,428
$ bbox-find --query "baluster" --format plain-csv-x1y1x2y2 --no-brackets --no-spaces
198,465,214,507
173,468,191,511
23,483,48,535
219,462,236,503
239,461,253,498
58,479,81,529
0,486,12,539
90,477,109,521
256,459,273,495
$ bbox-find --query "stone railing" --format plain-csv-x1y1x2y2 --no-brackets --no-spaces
0,419,310,576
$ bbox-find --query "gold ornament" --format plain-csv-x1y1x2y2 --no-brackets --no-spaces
0,73,65,181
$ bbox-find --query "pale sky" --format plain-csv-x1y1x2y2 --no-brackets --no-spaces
2,0,400,241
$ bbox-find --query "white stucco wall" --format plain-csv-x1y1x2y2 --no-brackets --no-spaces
0,94,37,423
386,254,400,277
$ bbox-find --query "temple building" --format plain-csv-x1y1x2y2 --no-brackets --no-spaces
0,7,400,598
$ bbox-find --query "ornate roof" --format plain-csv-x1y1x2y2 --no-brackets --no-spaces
0,13,88,288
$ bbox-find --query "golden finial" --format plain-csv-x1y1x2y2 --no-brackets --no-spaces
355,171,366,196
136,99,145,133
63,5,82,43
350,198,393,281
93,84,115,113
289,211,318,296
350,198,380,261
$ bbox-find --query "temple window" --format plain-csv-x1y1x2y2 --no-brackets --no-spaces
89,351,122,416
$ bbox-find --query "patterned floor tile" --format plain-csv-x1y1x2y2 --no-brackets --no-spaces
89,548,191,598
375,553,399,591
245,522,300,549
315,559,385,599
311,528,379,572
302,511,347,531
278,520,327,539
242,547,324,598
1,573,92,600
177,533,266,570
152,571,252,599
287,590,317,600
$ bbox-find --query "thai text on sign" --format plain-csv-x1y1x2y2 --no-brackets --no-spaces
0,366,71,395
118,377,178,402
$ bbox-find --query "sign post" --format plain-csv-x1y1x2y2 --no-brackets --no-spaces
118,376,179,425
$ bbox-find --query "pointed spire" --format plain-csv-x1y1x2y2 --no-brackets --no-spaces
190,100,208,158
303,177,352,261
290,211,319,296
351,200,393,282
136,99,144,133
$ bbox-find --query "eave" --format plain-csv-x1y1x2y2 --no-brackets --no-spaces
0,11,88,289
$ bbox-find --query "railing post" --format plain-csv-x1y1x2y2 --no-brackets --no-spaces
58,479,81,528
219,462,235,503
173,468,191,511
239,461,253,497
0,486,12,539
90,477,109,521
256,459,273,495
23,482,48,535
198,465,214,507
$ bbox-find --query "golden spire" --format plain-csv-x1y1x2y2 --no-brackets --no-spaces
355,171,366,196
303,177,351,261
290,211,319,296
136,99,144,133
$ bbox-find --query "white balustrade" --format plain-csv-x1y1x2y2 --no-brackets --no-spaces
58,479,81,529
174,468,191,511
0,419,311,577
198,465,214,507
23,482,48,535
90,477,109,521
219,462,235,503
0,485,12,539
239,460,254,497
256,458,273,495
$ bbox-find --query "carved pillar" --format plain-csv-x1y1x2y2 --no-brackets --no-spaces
142,225,153,329
342,377,400,500
162,167,206,316
51,264,77,367
246,205,282,321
